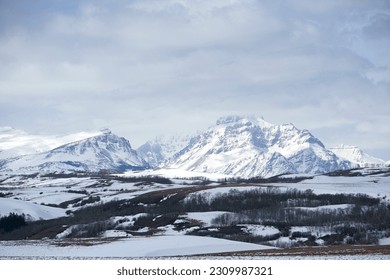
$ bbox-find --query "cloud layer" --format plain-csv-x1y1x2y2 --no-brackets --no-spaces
1,0,389,159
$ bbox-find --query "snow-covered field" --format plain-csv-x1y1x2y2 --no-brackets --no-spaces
1,168,390,259
123,168,234,181
184,211,231,226
270,173,390,198
2,236,389,260
0,197,67,221
0,235,273,258
1,237,389,260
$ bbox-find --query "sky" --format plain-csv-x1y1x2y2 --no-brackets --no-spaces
0,0,389,160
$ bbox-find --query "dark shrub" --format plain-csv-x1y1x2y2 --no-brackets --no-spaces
0,213,27,232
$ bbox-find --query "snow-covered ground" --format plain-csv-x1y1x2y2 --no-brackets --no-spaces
239,224,280,236
0,174,177,215
185,186,268,202
1,168,390,258
379,237,390,245
122,168,233,181
0,235,274,258
0,197,67,221
184,211,231,226
1,169,389,223
270,173,390,198
1,237,389,260
291,204,353,211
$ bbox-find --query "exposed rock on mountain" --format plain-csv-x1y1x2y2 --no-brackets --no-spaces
164,116,354,177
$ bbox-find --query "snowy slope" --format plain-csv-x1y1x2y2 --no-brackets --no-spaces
123,168,233,181
0,126,102,160
268,169,390,197
166,116,354,177
0,130,148,173
137,134,192,167
264,123,352,174
0,197,67,221
330,145,386,167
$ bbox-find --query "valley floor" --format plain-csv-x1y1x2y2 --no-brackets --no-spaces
1,237,389,260
1,167,390,260
198,244,390,260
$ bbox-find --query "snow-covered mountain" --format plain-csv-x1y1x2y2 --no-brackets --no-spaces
330,145,386,167
137,134,192,167
0,126,102,160
0,129,148,173
1,118,363,177
164,116,354,177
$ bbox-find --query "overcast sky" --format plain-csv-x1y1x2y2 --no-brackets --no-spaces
0,0,389,159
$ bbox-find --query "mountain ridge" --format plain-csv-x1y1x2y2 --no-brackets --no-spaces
163,116,355,177
0,130,148,173
0,126,104,160
330,144,386,167
136,134,192,168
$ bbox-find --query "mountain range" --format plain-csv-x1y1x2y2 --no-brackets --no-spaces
0,116,387,176
136,134,192,168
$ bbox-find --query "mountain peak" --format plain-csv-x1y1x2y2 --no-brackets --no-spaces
165,116,354,177
216,115,272,128
0,130,148,173
99,128,112,135
216,115,243,125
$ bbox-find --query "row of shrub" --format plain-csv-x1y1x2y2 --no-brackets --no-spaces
181,188,381,213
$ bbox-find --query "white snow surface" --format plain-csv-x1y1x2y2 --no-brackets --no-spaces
240,225,280,236
123,168,233,180
379,237,390,245
186,186,270,201
269,172,390,197
0,235,274,258
165,116,354,178
330,144,386,167
0,197,67,221
291,204,353,211
184,211,230,226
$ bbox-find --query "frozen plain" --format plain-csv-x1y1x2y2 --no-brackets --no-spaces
1,167,390,259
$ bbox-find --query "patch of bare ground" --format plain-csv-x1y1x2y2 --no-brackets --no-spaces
196,244,390,258
52,237,124,247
